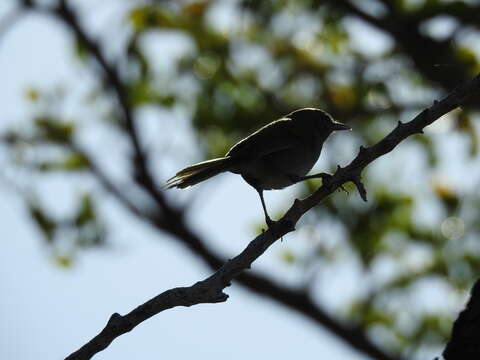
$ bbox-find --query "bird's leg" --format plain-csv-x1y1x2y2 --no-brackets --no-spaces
256,188,274,227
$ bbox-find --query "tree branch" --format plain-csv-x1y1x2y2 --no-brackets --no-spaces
65,70,480,359
69,144,144,218
20,0,167,209
19,3,399,360
442,278,480,360
322,0,473,89
18,2,480,360
65,283,228,360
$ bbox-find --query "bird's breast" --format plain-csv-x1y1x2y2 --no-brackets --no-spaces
232,145,321,190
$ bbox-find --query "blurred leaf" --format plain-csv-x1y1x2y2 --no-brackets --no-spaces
455,46,478,74
74,38,88,60
327,84,357,110
281,250,296,264
183,1,210,18
28,203,56,242
413,135,437,166
457,111,478,156
35,117,74,143
432,181,459,212
63,152,89,170
55,255,72,267
24,87,39,102
129,6,176,32
38,152,89,172
193,54,220,80
129,81,176,107
75,194,95,227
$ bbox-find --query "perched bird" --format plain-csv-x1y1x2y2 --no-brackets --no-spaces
166,108,350,226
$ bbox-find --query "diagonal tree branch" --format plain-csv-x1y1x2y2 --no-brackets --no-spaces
20,0,167,208
65,72,480,359
73,143,399,360
18,3,400,360
17,1,480,360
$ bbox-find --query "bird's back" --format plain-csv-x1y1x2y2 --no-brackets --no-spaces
226,117,322,190
226,118,306,160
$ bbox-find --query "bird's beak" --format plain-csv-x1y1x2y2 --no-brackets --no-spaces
332,122,351,131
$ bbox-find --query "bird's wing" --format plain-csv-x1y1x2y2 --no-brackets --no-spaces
226,118,303,160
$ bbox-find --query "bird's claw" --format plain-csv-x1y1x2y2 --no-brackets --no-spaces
265,217,275,229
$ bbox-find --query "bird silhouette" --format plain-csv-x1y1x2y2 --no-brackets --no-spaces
166,108,350,226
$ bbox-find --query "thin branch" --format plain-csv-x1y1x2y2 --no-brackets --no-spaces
69,144,144,218
281,76,480,225
0,6,24,42
322,0,472,90
65,283,228,360
20,0,167,208
65,73,480,359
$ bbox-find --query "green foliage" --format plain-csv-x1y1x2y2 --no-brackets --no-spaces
74,38,89,61
26,194,105,265
3,0,480,358
75,194,95,226
28,202,56,242
281,250,296,264
38,152,89,172
24,87,39,102
34,116,74,143
128,80,176,107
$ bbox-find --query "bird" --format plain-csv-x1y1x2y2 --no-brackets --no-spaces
165,108,350,226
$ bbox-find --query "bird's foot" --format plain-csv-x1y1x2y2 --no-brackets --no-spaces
315,173,348,194
260,217,275,233
315,172,333,184
265,217,275,229
261,218,295,242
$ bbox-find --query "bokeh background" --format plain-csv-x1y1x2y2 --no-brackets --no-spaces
1,0,480,359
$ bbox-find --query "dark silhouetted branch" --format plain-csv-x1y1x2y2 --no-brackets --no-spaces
322,0,473,89
17,3,400,360
442,278,480,360
65,69,480,359
20,0,167,209
18,2,480,360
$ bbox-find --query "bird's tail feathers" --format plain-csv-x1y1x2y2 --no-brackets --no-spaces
165,157,234,189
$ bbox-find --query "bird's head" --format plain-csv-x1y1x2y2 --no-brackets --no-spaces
287,108,351,134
